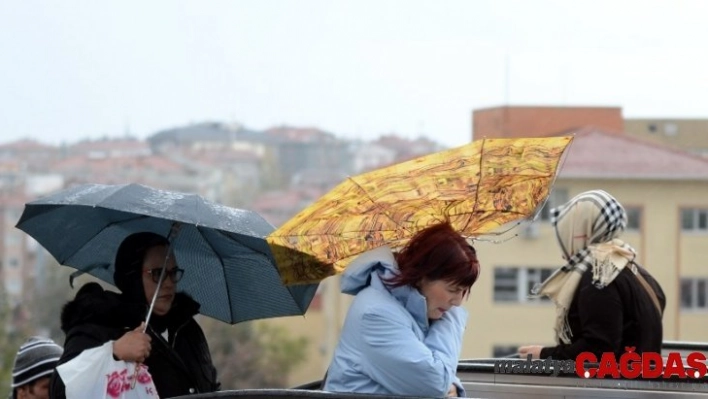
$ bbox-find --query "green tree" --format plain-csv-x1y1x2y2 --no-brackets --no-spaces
259,147,286,191
255,323,308,380
199,318,309,389
0,284,30,397
26,262,78,342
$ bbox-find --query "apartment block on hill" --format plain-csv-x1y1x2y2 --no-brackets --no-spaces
472,105,708,156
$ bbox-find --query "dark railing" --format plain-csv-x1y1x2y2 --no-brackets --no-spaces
459,340,708,362
662,340,708,352
175,390,439,399
208,341,708,399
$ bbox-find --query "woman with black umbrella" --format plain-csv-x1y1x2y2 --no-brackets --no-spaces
50,232,220,398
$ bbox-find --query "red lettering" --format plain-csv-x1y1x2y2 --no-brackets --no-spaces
641,352,663,378
663,353,686,378
619,350,641,379
596,353,620,379
575,352,597,378
685,352,707,379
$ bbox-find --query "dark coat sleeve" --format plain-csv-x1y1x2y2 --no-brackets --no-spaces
175,319,220,392
49,325,123,399
539,276,624,361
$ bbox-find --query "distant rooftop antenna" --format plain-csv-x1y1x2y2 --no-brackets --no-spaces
561,62,568,104
417,120,425,137
124,118,131,137
503,53,511,137
504,53,510,105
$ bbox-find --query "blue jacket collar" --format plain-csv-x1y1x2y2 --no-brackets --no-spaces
341,246,430,332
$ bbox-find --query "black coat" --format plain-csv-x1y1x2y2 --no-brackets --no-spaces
540,264,666,360
50,282,220,398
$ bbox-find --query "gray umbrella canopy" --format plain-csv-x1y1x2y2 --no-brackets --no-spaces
16,183,318,324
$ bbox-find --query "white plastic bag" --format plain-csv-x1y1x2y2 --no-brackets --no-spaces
57,341,160,399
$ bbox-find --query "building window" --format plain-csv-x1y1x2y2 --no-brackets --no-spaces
494,268,518,302
681,278,708,310
4,231,20,245
681,209,708,232
625,206,642,230
664,123,679,136
5,277,22,295
493,345,518,358
539,188,569,221
494,267,554,303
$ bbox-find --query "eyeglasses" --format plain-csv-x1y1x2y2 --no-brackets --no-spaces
144,268,184,284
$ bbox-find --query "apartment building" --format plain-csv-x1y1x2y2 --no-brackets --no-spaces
275,125,708,386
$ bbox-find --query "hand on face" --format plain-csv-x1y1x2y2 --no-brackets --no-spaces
142,245,178,316
113,322,152,363
419,278,465,320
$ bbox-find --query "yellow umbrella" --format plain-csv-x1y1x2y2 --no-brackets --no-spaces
267,136,573,285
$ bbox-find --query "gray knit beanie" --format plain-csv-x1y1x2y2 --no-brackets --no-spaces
11,336,63,389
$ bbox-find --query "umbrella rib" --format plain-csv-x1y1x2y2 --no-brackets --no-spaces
345,176,414,237
212,229,309,314
59,213,151,264
213,230,271,257
195,226,233,322
466,138,486,232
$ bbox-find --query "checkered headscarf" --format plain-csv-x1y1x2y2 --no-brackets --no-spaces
551,189,633,284
533,190,636,344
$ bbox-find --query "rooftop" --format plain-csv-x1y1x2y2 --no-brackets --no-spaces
557,127,708,180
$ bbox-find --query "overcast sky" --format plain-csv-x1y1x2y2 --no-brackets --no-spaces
1,0,707,147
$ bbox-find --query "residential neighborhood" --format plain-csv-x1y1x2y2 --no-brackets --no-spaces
4,2,708,397
4,105,706,387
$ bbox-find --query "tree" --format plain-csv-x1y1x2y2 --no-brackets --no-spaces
25,261,78,342
255,323,308,380
0,284,30,397
259,147,286,191
199,318,309,389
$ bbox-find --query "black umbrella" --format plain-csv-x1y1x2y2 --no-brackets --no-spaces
16,183,318,324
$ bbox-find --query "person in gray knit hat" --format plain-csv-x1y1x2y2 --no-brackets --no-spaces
10,337,63,399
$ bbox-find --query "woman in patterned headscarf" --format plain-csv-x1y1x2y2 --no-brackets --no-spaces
518,190,665,360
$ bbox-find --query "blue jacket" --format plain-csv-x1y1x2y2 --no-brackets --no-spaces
323,247,467,397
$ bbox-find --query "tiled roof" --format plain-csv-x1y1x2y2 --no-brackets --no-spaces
0,139,56,151
71,138,149,151
149,122,265,145
264,126,337,142
557,127,708,180
51,155,184,173
0,193,30,207
186,149,261,165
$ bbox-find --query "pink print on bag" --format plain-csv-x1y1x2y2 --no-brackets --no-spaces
106,368,130,398
106,364,157,398
136,364,153,385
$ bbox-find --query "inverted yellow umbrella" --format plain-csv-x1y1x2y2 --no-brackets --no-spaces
267,136,573,285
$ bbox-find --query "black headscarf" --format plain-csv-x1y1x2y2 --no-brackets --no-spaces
113,232,178,331
113,232,170,303
112,232,201,334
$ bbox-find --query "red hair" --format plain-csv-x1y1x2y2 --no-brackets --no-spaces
388,221,480,296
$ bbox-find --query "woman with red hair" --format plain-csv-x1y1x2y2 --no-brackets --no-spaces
324,222,480,397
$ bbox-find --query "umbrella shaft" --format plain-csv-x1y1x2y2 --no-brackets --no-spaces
135,224,181,388
144,223,181,328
